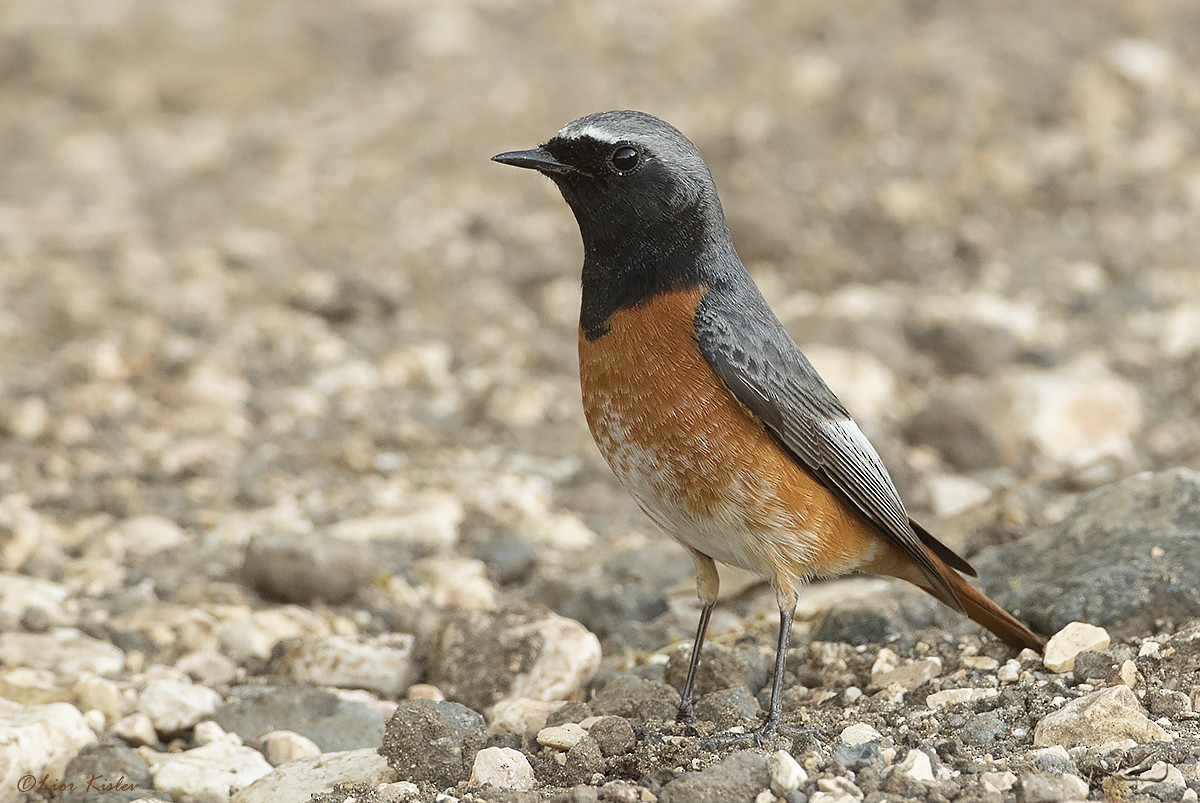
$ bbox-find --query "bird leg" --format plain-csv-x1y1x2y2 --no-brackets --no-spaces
676,601,714,722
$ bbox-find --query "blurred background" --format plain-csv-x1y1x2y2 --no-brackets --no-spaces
1,0,1199,562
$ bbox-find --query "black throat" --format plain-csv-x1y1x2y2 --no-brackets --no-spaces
576,202,724,340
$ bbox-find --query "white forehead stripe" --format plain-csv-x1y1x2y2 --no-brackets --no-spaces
556,121,625,144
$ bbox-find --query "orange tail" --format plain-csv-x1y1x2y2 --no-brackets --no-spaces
930,565,1045,652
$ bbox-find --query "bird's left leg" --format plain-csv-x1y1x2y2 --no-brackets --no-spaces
676,547,719,723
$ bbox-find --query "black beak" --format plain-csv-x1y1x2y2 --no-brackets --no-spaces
491,148,573,175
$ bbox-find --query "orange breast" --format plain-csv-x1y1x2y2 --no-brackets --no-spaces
578,288,882,594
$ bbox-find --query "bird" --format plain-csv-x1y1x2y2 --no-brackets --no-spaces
493,110,1044,742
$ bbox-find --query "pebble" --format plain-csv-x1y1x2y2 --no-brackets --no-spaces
216,606,331,662
488,697,563,736
0,572,70,623
259,730,322,765
469,746,536,791
407,683,446,701
142,739,273,801
587,716,636,757
75,674,127,723
768,749,808,794
1018,772,1089,803
380,699,486,787
230,748,398,803
0,666,73,704
0,629,125,677
242,530,377,604
839,723,883,745
1033,686,1171,747
997,659,1021,683
106,514,187,556
330,491,464,550
271,633,419,697
926,687,997,709
176,649,240,686
1008,360,1142,467
138,677,224,734
870,656,942,691
506,614,602,702
214,685,386,753
538,722,588,750
894,749,934,783
414,556,498,610
0,700,97,791
1042,622,1111,673
112,712,160,746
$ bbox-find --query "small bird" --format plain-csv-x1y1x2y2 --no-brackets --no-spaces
493,110,1044,741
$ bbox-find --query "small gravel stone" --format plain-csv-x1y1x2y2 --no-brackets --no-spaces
538,722,588,750
270,632,419,697
960,711,1007,747
869,656,942,691
112,712,160,746
488,697,563,736
242,530,377,604
138,677,224,734
230,748,397,803
470,746,536,791
142,738,273,801
380,699,486,786
587,715,637,757
0,630,125,677
894,748,934,783
414,555,498,611
1043,622,1111,673
768,749,807,794
1034,686,1171,747
840,723,883,745
259,729,322,765
926,687,997,709
1071,650,1116,681
0,700,97,791
1018,772,1089,803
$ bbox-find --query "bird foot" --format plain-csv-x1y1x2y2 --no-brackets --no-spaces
702,719,818,751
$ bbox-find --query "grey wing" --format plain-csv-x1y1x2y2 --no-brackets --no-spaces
695,288,963,611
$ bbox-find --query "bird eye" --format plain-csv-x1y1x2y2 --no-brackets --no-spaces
609,144,641,173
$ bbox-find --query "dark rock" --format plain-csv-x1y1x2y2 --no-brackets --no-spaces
380,699,486,787
830,740,887,772
558,584,668,639
535,735,605,787
974,469,1200,637
904,380,1023,471
693,687,761,730
424,607,546,711
588,716,636,757
551,786,601,803
590,673,681,722
1071,650,1116,682
546,700,594,727
213,685,385,752
242,530,375,604
812,585,940,645
59,742,158,803
960,711,1007,748
474,532,538,584
907,320,1020,377
658,750,770,803
664,642,771,701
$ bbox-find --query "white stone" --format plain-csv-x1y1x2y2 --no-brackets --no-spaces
0,700,97,791
0,629,125,677
194,720,239,746
274,633,418,697
230,748,397,803
260,730,322,766
768,749,807,794
980,771,1018,794
143,739,273,802
414,556,497,611
506,614,601,702
75,674,127,722
997,660,1021,684
330,491,463,549
1106,38,1174,87
406,683,445,701
755,791,778,803
1008,360,1142,468
520,512,597,550
375,781,422,801
1034,686,1171,748
1043,622,1111,673
870,657,942,691
469,746,535,791
0,573,70,623
176,650,239,686
895,749,934,783
537,722,587,750
839,723,883,745
112,712,159,746
926,688,997,709
138,678,224,734
0,667,73,705
216,606,330,662
488,697,563,736
108,515,187,555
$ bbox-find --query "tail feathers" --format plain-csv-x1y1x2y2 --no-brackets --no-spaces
928,566,1045,652
910,517,977,577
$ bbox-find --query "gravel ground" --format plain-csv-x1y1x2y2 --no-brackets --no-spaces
2,1,1199,802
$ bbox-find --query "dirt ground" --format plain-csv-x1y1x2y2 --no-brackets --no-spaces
2,1,1200,802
